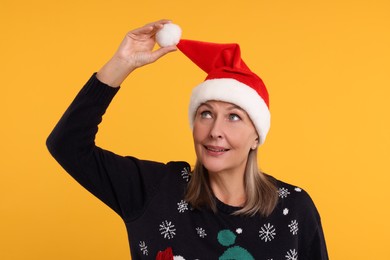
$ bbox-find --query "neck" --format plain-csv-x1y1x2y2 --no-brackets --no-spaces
208,170,246,207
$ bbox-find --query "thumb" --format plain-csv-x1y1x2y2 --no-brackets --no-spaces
149,46,178,63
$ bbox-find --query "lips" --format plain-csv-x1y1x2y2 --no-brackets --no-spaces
204,145,230,153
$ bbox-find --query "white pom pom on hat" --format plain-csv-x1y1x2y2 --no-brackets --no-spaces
157,23,271,145
156,23,182,47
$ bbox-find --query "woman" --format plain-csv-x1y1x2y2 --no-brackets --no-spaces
47,19,328,259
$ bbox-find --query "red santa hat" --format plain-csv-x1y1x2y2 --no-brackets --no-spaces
156,24,271,145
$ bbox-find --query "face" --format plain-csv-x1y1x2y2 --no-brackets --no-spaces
193,100,259,176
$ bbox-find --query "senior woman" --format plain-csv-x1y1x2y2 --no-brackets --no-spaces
47,20,328,259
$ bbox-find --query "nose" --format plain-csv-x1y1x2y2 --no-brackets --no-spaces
209,117,224,139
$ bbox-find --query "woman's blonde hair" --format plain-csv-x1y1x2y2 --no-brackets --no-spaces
184,149,278,217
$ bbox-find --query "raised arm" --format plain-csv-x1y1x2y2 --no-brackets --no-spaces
46,20,177,220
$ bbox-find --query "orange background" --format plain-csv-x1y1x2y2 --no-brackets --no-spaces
1,0,389,259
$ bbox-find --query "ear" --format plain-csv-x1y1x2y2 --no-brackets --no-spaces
251,137,259,150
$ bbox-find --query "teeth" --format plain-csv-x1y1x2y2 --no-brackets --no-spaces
207,147,227,152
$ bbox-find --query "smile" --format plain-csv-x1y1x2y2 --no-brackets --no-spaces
204,146,230,152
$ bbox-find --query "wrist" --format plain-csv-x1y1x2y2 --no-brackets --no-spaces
97,56,136,88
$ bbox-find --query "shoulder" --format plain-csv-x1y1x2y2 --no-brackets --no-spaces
271,177,329,259
166,161,191,173
269,176,321,222
165,161,192,183
133,159,192,185
120,157,191,190
123,156,190,174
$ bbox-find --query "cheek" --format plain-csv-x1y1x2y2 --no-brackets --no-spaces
192,132,202,152
192,126,205,158
228,129,257,149
192,123,208,142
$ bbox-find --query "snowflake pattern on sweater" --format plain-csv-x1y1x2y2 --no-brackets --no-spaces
259,223,276,242
130,164,325,259
159,220,176,240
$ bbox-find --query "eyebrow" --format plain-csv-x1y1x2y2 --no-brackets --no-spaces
227,104,245,111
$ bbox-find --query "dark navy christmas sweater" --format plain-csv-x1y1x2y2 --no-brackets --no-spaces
47,74,328,260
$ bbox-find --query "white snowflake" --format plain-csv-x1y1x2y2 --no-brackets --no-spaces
177,200,189,213
139,241,148,256
159,220,176,239
236,228,243,234
174,256,186,260
294,187,302,192
285,249,298,260
259,223,276,242
283,208,289,215
196,227,207,238
288,220,299,235
181,167,191,182
278,187,290,198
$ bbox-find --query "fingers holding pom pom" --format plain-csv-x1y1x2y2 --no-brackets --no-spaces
156,23,182,47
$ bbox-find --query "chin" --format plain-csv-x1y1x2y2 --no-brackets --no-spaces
200,160,228,174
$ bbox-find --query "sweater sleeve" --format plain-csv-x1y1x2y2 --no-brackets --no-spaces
299,191,329,260
306,218,328,259
46,74,169,221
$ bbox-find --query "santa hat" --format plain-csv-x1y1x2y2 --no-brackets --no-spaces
156,24,270,145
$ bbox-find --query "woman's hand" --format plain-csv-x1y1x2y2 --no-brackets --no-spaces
97,19,177,87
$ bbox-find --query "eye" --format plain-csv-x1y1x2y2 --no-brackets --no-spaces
200,111,212,119
229,113,241,121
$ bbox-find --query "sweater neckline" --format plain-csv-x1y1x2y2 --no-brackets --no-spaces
215,197,243,214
